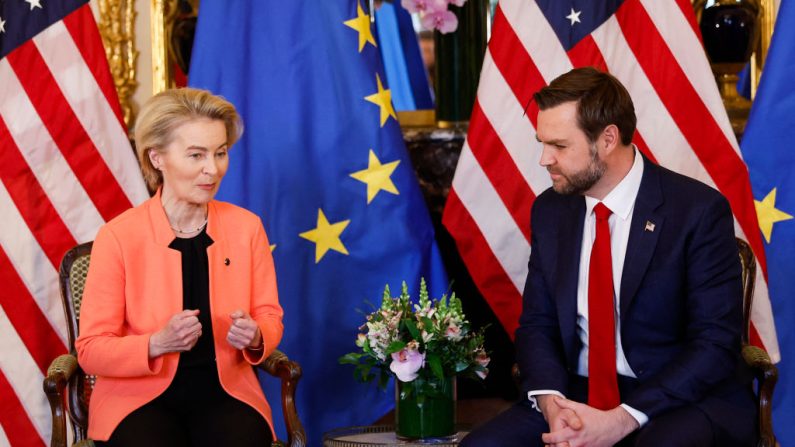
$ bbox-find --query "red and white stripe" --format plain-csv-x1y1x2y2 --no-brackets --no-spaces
0,5,147,445
443,0,779,361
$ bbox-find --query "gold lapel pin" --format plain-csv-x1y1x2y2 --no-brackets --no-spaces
645,221,655,232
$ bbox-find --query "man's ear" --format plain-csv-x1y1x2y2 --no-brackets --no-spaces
601,124,620,154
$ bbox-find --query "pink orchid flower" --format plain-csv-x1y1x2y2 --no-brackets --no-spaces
421,9,458,34
401,0,432,13
390,346,426,382
427,0,451,12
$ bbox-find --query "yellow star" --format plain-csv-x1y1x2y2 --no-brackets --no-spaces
270,244,276,252
755,187,793,243
350,150,401,204
364,73,397,127
299,209,351,263
344,1,377,52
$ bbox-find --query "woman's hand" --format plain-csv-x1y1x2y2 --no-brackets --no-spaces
148,309,202,358
227,310,263,350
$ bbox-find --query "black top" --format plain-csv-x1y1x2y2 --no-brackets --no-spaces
168,227,215,369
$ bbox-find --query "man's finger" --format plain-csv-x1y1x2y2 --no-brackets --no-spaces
559,409,583,430
541,427,576,444
554,397,584,413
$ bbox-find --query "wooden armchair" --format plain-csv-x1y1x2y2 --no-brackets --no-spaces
511,238,777,446
736,238,777,447
43,242,307,447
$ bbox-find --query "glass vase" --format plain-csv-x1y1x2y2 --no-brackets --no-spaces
395,376,456,441
433,0,488,127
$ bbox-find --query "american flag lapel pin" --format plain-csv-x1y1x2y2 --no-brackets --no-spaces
645,221,655,232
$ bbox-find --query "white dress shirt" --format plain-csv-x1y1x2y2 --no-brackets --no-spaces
528,148,648,426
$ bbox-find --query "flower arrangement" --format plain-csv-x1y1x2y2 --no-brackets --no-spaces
401,0,469,34
340,279,490,389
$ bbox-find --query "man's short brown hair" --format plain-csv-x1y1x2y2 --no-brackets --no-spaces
533,67,636,145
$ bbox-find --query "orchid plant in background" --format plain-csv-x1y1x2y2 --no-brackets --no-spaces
340,279,490,391
401,0,468,34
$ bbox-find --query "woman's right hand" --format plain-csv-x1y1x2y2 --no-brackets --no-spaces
148,309,202,358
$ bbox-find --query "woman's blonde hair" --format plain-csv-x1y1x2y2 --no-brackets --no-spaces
134,87,243,190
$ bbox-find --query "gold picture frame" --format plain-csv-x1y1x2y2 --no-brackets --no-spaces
96,0,138,129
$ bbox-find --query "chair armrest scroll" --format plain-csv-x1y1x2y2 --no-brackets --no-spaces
44,354,78,447
742,345,778,447
256,350,306,447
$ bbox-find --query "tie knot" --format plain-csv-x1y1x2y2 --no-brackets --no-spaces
593,203,612,221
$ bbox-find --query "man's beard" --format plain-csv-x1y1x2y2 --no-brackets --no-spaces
550,144,607,195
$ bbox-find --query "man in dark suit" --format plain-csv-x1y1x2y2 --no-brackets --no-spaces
461,67,756,447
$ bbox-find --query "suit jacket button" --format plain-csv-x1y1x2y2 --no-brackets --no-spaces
224,258,230,266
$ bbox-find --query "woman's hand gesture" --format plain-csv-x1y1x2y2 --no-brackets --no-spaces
227,310,262,350
148,309,202,358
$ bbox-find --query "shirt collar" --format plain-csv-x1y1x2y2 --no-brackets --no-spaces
585,146,644,220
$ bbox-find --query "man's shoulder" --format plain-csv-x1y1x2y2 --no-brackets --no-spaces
649,162,727,206
534,187,582,211
530,188,583,233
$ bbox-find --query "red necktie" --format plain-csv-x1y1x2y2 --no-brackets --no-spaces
588,203,620,410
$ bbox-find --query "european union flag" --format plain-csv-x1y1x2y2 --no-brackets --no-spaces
739,0,795,444
188,1,448,443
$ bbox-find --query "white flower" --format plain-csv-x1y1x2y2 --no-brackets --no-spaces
445,323,463,341
422,330,434,343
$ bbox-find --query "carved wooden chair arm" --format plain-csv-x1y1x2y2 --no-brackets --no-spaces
256,350,306,447
742,344,778,447
44,354,79,447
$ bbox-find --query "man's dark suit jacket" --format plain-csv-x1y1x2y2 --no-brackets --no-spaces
515,155,754,433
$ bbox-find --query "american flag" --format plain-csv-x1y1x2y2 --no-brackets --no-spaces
442,0,780,361
0,0,147,444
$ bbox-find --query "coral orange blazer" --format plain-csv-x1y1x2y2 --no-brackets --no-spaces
76,191,283,441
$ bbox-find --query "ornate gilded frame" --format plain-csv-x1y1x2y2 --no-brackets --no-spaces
96,0,196,130
96,0,138,129
150,0,180,94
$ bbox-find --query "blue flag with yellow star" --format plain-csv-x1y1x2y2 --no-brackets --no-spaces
740,0,795,443
188,1,448,443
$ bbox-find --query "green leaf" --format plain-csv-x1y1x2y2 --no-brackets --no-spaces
405,319,420,340
339,353,363,365
421,316,434,332
386,340,406,355
398,380,414,400
426,353,444,380
354,364,371,382
378,370,391,389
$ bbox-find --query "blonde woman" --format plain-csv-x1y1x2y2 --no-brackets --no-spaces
77,88,282,446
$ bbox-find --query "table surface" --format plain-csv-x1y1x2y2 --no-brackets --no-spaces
323,425,470,446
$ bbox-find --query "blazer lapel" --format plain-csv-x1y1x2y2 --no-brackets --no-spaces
206,201,232,315
620,158,664,318
144,189,185,318
555,195,586,364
